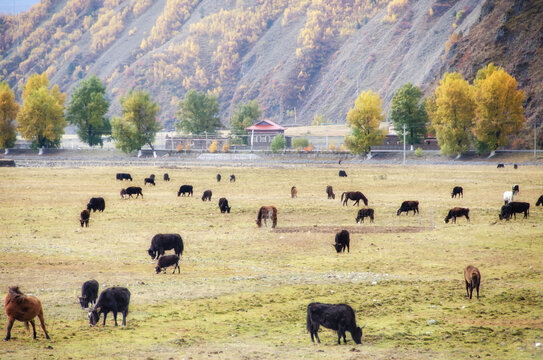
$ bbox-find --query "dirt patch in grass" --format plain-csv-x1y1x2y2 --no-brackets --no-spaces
273,225,433,234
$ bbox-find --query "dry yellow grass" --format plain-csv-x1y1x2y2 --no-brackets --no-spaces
0,164,542,359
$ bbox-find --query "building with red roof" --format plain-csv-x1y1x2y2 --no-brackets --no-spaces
246,120,290,149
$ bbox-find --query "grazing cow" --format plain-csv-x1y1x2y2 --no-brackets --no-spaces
256,206,277,228
499,202,530,220
397,201,419,216
121,187,143,199
79,280,99,309
338,170,348,177
88,287,130,327
230,174,236,182
163,173,170,181
218,197,231,213
4,286,50,341
147,234,184,259
155,255,180,274
116,173,133,181
341,191,368,206
355,208,374,224
503,191,514,205
291,186,298,198
333,230,350,253
444,207,470,223
177,185,193,197
144,177,155,186
464,265,481,300
202,190,212,201
306,303,363,345
326,185,335,200
149,174,155,180
536,195,543,206
87,197,105,212
451,186,463,198
80,209,90,227
512,184,519,195
216,174,221,182
514,164,518,169
497,164,505,168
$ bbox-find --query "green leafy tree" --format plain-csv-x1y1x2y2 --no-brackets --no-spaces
312,113,326,126
473,64,525,150
17,73,66,149
428,72,475,156
0,81,19,149
344,90,385,155
111,90,161,153
270,134,286,153
176,90,221,135
390,83,428,145
292,138,309,148
229,100,261,144
67,75,110,147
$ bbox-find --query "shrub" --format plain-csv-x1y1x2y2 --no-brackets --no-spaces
329,141,336,151
292,138,309,149
176,144,184,152
209,140,218,153
222,142,230,152
270,134,285,153
415,147,423,157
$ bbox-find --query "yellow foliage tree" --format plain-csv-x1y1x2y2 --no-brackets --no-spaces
473,65,525,150
428,72,475,155
17,74,66,148
222,142,230,152
0,81,19,149
344,90,385,154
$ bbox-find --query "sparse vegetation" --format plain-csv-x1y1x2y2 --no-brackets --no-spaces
0,165,541,359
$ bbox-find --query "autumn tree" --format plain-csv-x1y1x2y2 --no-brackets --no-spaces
111,90,161,153
17,73,66,149
67,75,110,147
472,64,525,151
229,100,261,144
344,90,385,155
390,83,428,145
428,72,475,156
176,90,221,135
0,81,19,149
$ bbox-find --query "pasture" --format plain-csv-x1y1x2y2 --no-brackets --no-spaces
0,164,542,359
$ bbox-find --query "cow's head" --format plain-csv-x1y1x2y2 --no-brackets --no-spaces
88,307,101,326
148,249,156,259
352,325,364,344
79,296,89,308
155,265,162,274
333,243,343,253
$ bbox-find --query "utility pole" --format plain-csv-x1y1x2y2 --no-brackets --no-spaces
403,124,406,165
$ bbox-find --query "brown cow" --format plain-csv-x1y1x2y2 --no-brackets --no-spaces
464,266,481,300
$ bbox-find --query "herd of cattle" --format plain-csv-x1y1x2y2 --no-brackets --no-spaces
6,166,542,345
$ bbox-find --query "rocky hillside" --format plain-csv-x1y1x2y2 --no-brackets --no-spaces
440,0,543,147
1,0,540,137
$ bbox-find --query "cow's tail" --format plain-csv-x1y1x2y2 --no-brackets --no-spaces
306,305,313,333
362,194,368,206
256,207,263,227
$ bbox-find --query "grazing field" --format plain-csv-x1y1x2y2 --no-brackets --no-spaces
0,164,542,359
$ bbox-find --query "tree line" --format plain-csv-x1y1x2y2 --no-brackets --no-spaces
0,64,526,155
344,63,526,155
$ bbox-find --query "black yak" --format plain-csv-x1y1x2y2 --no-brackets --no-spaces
218,197,231,213
451,186,463,198
306,303,363,344
88,287,130,327
147,234,184,259
444,207,470,223
80,209,90,227
355,208,374,223
333,230,350,253
79,280,99,309
155,255,180,274
397,201,419,216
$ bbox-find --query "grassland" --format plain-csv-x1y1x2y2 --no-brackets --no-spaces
0,164,542,359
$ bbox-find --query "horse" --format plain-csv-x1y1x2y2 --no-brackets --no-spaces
256,206,277,228
341,191,368,206
4,286,50,341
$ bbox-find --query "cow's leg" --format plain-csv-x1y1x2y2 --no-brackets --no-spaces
29,320,37,339
476,283,480,300
122,311,127,326
102,312,107,326
465,281,470,298
4,318,14,340
113,312,118,326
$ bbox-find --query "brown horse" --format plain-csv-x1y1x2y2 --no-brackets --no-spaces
256,206,277,228
4,286,50,341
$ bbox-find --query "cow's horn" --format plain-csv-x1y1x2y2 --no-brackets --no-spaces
361,323,367,329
